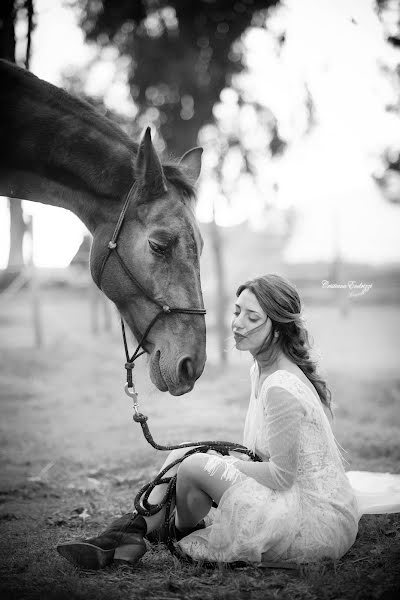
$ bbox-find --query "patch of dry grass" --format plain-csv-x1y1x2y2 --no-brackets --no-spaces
1,294,400,599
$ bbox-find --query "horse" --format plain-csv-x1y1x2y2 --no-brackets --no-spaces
0,59,206,397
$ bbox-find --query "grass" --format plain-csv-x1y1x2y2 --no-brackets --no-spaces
0,290,399,599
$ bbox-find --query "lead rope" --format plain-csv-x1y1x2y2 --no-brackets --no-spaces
122,353,262,560
97,180,261,564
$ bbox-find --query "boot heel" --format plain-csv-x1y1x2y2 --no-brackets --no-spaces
114,543,146,565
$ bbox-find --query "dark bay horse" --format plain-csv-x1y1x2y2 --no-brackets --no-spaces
0,60,206,396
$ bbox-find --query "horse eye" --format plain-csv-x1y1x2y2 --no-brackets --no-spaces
182,189,194,204
148,239,168,255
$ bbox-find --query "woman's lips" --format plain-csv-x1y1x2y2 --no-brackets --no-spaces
234,333,246,341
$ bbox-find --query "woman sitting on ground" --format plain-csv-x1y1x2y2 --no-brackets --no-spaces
57,274,359,568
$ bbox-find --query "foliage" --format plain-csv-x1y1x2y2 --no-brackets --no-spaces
76,0,280,155
375,0,400,194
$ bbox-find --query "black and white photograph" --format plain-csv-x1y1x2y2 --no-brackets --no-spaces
0,1,400,599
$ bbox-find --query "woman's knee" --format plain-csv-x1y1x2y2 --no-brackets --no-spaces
177,453,207,485
166,446,192,465
165,445,213,467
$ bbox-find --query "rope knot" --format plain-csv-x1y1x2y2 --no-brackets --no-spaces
133,413,148,424
108,241,117,249
125,361,135,371
163,305,171,313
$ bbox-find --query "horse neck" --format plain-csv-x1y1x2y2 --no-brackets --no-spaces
0,60,137,232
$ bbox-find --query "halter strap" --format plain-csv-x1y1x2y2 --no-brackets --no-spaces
96,180,206,390
97,182,139,291
109,182,138,248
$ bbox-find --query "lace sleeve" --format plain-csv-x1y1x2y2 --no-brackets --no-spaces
261,385,306,490
234,384,306,490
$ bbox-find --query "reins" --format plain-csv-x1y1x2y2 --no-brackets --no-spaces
96,179,261,561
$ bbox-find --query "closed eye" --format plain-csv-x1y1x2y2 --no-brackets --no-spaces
149,239,169,255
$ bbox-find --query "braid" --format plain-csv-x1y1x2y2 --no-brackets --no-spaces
281,320,332,416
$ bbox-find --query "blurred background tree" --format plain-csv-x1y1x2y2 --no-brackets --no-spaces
72,0,283,364
375,0,400,204
76,0,280,155
70,0,400,359
0,0,34,285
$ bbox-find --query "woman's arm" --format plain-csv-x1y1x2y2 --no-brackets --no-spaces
234,385,305,490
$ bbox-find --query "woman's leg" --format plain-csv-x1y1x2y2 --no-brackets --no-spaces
57,450,243,568
57,447,192,569
143,446,190,534
175,453,246,532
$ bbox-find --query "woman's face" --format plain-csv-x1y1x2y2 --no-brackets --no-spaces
232,288,272,354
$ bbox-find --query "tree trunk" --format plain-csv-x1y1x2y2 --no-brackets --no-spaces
0,0,26,276
25,0,33,70
7,199,25,270
210,207,228,365
0,0,16,60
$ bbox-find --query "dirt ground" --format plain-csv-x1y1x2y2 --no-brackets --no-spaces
0,288,399,599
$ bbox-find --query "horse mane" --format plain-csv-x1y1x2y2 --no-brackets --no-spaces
1,60,197,204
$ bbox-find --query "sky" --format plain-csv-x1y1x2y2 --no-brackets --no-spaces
1,0,399,267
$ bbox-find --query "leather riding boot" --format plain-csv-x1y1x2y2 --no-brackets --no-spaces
145,508,206,545
57,512,147,570
169,515,206,542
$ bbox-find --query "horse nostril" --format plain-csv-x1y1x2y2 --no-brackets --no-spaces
177,356,194,383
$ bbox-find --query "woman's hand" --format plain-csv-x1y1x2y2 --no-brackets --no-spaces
206,449,220,457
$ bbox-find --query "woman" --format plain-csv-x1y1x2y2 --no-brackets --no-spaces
57,274,360,569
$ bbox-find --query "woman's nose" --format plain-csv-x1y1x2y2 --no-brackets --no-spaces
232,315,243,331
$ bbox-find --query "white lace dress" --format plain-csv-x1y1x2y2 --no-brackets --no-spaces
177,367,360,565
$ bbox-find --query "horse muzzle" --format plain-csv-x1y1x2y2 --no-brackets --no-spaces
150,349,205,396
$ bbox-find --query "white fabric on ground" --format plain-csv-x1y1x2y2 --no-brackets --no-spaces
346,470,400,516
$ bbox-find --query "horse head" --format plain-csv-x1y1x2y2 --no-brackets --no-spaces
90,128,206,396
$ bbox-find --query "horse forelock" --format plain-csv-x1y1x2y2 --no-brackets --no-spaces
162,164,197,205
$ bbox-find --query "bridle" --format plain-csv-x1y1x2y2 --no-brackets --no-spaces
95,180,206,393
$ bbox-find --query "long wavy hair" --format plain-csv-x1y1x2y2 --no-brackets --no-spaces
237,274,332,415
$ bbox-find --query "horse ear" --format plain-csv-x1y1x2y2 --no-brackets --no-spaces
179,147,203,184
135,127,168,196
